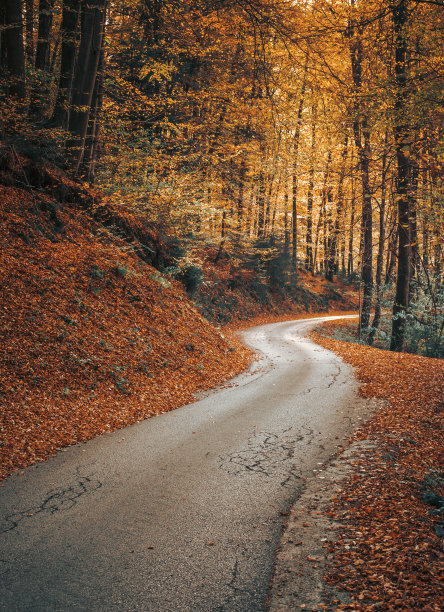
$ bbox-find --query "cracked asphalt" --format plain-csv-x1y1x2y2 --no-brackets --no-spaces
0,315,363,611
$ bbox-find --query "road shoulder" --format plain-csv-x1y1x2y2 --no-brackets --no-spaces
266,429,379,611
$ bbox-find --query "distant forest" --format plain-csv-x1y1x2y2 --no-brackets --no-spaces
1,0,443,355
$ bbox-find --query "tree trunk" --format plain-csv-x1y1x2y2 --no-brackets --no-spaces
369,131,389,345
284,176,289,252
237,158,246,234
257,168,266,238
265,179,273,236
349,13,373,331
25,0,34,64
422,166,430,272
4,0,26,98
390,0,412,352
0,5,7,69
68,0,106,173
305,99,316,271
81,47,105,182
324,174,333,280
291,59,308,271
326,135,348,281
348,176,356,277
35,0,55,70
214,209,227,263
314,152,331,274
360,122,373,331
385,204,398,285
409,156,419,290
52,0,81,129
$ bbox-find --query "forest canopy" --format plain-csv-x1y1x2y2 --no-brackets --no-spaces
1,0,443,355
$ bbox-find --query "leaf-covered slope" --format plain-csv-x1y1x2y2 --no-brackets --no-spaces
0,184,251,480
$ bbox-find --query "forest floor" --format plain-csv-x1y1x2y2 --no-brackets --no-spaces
269,318,443,612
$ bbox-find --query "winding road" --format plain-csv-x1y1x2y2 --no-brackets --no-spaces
0,315,362,611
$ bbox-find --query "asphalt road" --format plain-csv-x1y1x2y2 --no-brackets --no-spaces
0,315,361,612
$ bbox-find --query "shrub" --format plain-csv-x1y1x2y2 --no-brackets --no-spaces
114,262,129,278
176,264,204,294
89,265,104,279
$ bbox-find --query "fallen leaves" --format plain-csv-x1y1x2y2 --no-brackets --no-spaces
312,324,444,611
0,185,253,480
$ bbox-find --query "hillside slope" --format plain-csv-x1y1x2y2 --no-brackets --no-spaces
0,180,251,480
0,149,357,481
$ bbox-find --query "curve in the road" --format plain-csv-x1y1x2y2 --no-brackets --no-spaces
1,315,361,612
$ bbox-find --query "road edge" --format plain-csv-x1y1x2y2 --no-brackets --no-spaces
266,432,382,611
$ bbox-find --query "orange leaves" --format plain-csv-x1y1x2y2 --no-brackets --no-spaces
313,325,444,611
0,183,253,481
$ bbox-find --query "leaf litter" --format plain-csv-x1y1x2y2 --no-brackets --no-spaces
311,321,443,611
0,184,252,481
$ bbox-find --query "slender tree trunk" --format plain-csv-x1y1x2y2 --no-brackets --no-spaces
313,207,323,275
245,181,255,238
206,173,213,236
305,99,316,271
0,5,7,69
237,158,246,234
385,203,398,285
324,176,333,279
314,152,331,274
257,168,266,238
349,8,373,331
25,0,34,64
390,0,412,352
52,0,81,128
409,155,419,290
35,0,55,70
341,234,346,275
360,121,373,331
249,183,257,238
214,209,227,263
4,0,27,98
348,176,356,277
422,166,430,272
305,164,314,271
265,179,273,236
422,217,429,271
284,176,289,252
326,135,348,281
369,132,389,345
322,151,331,274
68,0,106,173
292,59,308,271
270,176,281,239
50,29,61,73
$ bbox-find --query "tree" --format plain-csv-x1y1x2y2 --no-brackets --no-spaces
3,0,26,99
67,0,107,173
390,0,412,352
35,0,56,71
52,0,82,129
347,1,373,331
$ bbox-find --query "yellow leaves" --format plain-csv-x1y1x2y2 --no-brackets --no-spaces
139,60,175,84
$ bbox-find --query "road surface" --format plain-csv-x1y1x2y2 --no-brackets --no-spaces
0,315,362,611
